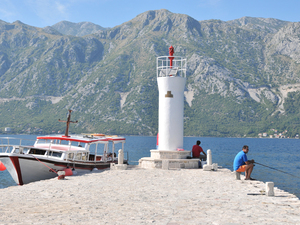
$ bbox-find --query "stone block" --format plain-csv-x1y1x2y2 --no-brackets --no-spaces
116,164,128,170
139,157,200,169
150,150,191,159
234,171,241,180
110,163,127,170
162,160,169,170
212,163,218,171
266,182,274,196
203,165,213,171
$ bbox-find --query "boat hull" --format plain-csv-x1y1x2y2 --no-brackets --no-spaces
0,154,123,185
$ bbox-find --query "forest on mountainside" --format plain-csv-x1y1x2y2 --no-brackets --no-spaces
0,10,300,138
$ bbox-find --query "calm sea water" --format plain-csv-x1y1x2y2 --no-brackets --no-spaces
1,135,300,198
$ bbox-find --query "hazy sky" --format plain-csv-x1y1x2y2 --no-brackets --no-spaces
0,0,299,28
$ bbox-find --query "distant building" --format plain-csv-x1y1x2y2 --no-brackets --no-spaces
5,127,11,132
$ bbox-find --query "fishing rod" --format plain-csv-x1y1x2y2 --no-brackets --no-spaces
254,162,300,179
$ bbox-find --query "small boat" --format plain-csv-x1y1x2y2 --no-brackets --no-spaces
0,110,127,185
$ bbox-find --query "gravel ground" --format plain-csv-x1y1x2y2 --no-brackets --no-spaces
0,166,299,225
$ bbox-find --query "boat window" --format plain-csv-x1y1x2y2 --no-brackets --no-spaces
88,154,95,161
29,149,47,155
22,148,30,154
13,148,20,153
82,152,87,161
69,141,82,147
52,152,62,158
36,139,49,144
68,153,74,160
88,143,106,155
75,153,82,160
60,140,69,145
88,144,96,154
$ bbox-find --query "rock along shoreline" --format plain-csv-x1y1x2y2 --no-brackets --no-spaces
0,166,299,225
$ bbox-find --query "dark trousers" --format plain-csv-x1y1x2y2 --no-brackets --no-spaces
199,155,207,161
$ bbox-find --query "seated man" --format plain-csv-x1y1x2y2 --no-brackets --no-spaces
107,153,113,161
233,145,255,180
192,140,207,161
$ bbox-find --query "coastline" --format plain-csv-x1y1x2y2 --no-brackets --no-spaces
0,166,299,224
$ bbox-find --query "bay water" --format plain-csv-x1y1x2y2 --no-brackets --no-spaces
1,135,299,198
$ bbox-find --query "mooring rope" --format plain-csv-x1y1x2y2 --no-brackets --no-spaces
31,155,58,174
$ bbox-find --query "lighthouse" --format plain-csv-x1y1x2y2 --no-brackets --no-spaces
139,46,199,169
157,46,186,151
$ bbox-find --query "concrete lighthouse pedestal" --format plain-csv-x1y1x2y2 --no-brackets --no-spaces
139,150,199,169
139,46,199,170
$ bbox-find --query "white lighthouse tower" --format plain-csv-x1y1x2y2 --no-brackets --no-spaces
139,46,199,169
157,46,186,151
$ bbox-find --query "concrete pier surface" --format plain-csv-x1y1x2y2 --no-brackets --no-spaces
0,166,299,224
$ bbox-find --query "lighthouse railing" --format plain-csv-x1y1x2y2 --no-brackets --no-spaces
157,56,186,78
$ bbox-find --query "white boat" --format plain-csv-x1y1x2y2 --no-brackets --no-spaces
0,110,127,185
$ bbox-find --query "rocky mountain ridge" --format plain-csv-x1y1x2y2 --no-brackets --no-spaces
51,21,107,36
0,9,300,137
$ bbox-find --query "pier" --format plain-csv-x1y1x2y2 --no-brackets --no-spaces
0,166,299,224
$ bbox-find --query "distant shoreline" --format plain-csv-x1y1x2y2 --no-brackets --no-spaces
1,133,300,140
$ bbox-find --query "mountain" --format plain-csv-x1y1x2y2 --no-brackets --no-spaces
0,9,300,138
51,21,107,36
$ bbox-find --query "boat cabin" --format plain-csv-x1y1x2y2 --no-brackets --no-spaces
0,135,126,163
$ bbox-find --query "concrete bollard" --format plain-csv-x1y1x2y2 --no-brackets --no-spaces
266,182,274,196
212,163,218,171
207,149,212,165
118,149,124,165
110,163,115,170
235,171,241,180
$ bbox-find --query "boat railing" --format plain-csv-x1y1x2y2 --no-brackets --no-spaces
78,150,128,163
0,144,14,153
0,137,35,153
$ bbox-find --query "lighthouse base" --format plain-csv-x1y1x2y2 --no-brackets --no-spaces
139,150,200,169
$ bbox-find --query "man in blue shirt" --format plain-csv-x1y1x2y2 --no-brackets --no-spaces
233,145,255,180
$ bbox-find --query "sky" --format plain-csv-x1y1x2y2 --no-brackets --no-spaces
0,0,300,28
